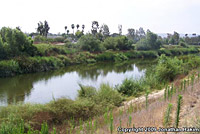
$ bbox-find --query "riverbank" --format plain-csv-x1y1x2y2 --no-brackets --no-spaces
0,44,198,77
0,55,200,133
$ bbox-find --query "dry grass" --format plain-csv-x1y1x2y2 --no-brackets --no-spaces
92,72,200,134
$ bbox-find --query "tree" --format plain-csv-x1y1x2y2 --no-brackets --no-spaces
134,27,146,42
64,26,67,32
135,31,161,50
82,24,85,33
43,20,50,37
118,25,122,35
169,37,175,45
138,27,146,39
71,24,75,35
75,30,84,39
100,24,110,38
76,24,80,30
0,27,37,58
91,21,99,35
67,30,69,35
127,28,135,41
78,34,103,52
37,21,44,35
36,20,50,37
16,26,21,31
172,31,179,45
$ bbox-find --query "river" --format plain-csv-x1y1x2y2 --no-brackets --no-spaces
0,59,156,106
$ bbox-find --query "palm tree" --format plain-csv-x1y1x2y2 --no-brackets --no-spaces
82,24,85,33
76,24,79,30
71,24,75,35
64,26,67,32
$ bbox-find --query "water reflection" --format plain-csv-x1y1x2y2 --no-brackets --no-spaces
0,59,156,105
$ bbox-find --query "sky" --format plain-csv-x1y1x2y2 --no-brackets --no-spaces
0,0,200,35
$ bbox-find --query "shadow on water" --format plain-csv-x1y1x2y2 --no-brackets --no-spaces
0,59,156,105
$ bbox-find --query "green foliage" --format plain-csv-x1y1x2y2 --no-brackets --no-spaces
135,31,161,50
94,84,124,107
101,37,117,50
116,78,145,97
0,60,19,77
78,84,97,99
114,53,128,62
163,103,173,128
155,55,183,82
75,30,84,39
101,36,132,50
78,34,104,52
179,41,188,48
40,122,49,134
175,95,183,128
0,27,37,58
96,51,115,61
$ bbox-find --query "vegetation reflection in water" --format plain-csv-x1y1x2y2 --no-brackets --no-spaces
0,59,156,105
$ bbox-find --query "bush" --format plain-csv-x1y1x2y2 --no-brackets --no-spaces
179,41,188,48
102,36,132,50
114,53,128,62
0,27,37,58
155,55,183,82
34,35,47,43
53,37,65,43
116,78,145,97
135,32,161,50
77,84,123,107
101,37,117,50
0,60,19,77
135,39,151,50
78,85,97,99
95,51,115,61
78,34,104,52
94,84,123,107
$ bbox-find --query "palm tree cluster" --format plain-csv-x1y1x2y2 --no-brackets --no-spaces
64,24,85,35
37,20,50,37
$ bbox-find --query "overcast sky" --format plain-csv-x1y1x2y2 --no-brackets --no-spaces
0,0,200,35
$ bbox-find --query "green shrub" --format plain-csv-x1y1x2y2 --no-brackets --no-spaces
135,32,161,50
116,78,145,96
94,84,123,107
135,39,151,50
96,51,115,61
155,55,183,82
57,55,71,65
78,34,104,52
34,35,47,43
53,37,65,43
0,60,19,77
0,27,37,58
114,53,128,62
101,37,117,50
179,41,188,48
78,85,97,99
78,84,123,108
